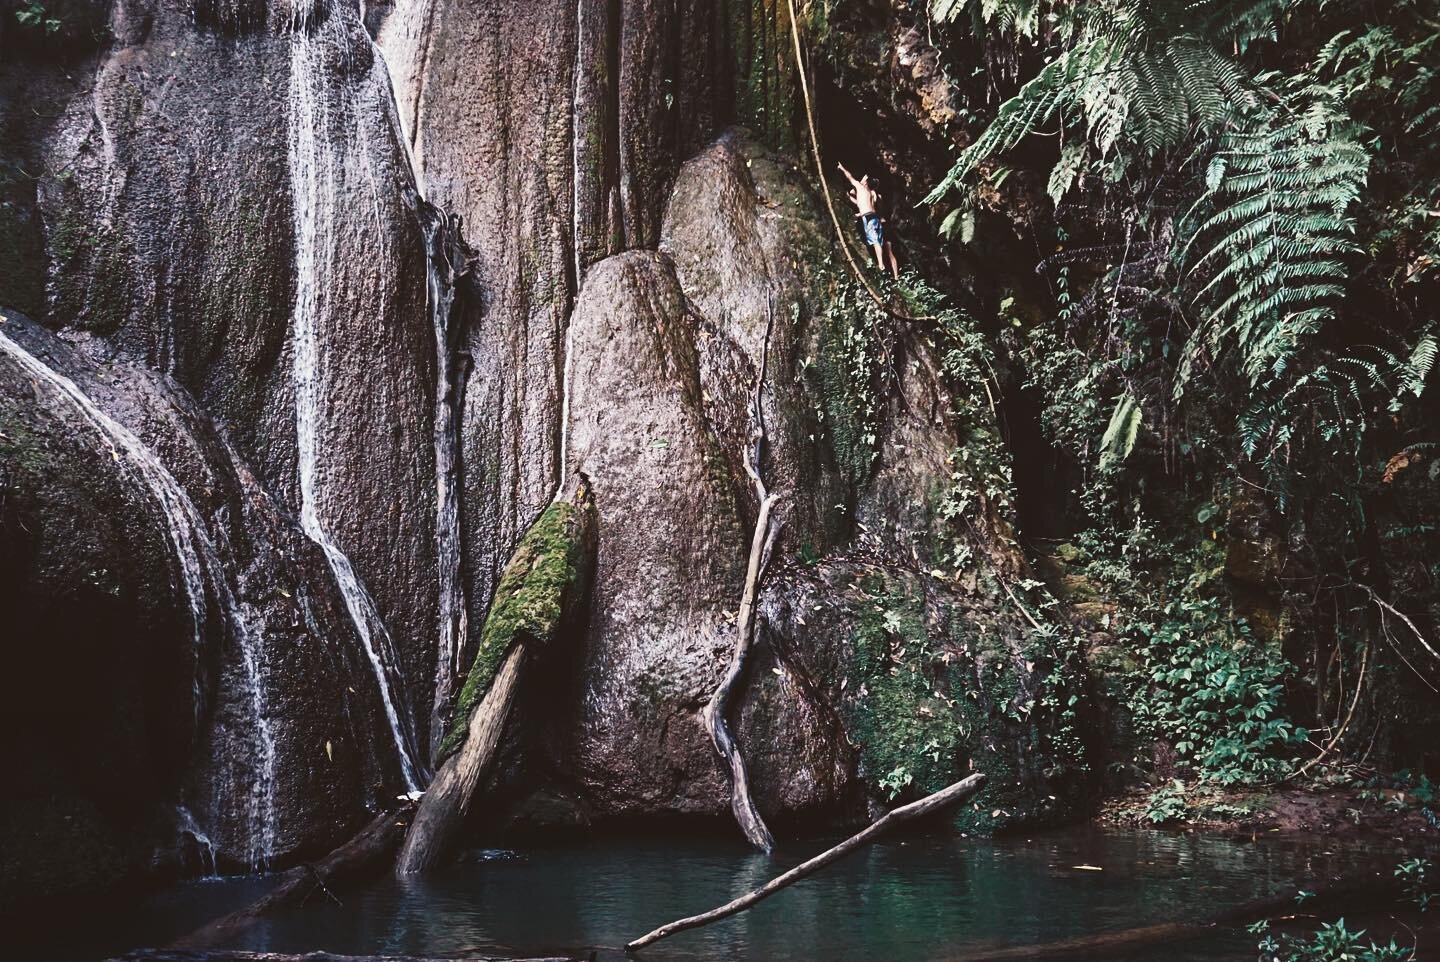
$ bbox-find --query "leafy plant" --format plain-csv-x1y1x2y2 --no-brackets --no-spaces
1252,918,1415,962
14,0,61,33
1127,594,1306,785
1395,858,1434,913
1144,781,1190,823
1177,87,1369,394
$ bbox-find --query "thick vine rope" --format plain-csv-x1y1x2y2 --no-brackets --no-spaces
784,0,936,324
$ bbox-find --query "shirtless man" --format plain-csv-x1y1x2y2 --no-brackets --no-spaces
838,162,900,280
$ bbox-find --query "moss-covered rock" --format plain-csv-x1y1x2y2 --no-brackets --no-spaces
759,557,1098,836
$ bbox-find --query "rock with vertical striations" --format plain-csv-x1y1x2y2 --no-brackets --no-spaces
0,309,401,902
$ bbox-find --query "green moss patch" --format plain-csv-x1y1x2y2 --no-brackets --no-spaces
438,500,589,760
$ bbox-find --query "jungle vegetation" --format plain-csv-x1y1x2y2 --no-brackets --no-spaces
903,0,1440,800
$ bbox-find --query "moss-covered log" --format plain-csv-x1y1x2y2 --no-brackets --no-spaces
395,478,596,876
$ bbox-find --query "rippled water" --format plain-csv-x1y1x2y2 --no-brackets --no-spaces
41,826,1401,962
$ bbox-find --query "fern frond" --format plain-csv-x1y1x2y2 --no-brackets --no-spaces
1178,90,1370,392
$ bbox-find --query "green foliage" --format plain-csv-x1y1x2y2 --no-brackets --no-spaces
913,0,1440,778
1252,918,1416,962
14,0,61,33
1127,593,1306,785
1395,858,1434,912
1098,393,1142,473
1143,781,1190,823
925,0,1273,206
845,577,966,802
811,274,888,487
840,570,1088,829
439,501,586,760
1178,88,1369,392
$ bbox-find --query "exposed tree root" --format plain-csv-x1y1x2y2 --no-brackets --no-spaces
626,773,988,951
701,305,781,854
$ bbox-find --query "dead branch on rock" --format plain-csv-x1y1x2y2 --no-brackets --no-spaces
626,773,987,952
172,808,412,951
701,303,782,854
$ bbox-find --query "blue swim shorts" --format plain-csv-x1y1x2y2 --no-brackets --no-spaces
861,212,884,247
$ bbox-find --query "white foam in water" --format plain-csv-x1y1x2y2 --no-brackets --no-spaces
287,24,424,792
176,805,220,879
0,329,278,871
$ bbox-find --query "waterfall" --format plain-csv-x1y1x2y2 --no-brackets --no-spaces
418,206,470,754
0,329,278,871
287,22,424,792
372,8,471,756
176,805,220,879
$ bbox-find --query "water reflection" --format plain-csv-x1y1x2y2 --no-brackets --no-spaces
45,827,1396,962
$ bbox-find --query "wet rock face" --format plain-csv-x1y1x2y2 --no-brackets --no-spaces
0,311,399,893
372,0,737,702
560,241,855,826
559,127,1085,829
33,0,442,753
1,0,1083,880
563,250,750,817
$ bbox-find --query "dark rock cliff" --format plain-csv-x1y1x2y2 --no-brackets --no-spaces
0,0,1092,905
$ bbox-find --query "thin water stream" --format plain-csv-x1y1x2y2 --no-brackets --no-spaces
0,328,279,871
35,827,1403,962
286,19,425,792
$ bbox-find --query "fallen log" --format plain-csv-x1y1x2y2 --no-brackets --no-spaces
115,952,576,962
626,772,988,951
947,872,1404,961
395,477,596,876
700,301,780,854
172,808,411,951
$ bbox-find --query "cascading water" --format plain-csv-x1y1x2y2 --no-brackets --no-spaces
372,6,472,757
417,204,471,756
0,329,278,871
176,805,220,879
287,13,425,792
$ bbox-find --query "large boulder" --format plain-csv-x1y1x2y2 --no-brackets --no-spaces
0,310,401,901
556,128,1094,831
372,0,739,741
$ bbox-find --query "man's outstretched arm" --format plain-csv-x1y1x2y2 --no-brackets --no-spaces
836,162,861,188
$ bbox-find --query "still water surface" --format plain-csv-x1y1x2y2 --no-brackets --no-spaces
48,827,1391,961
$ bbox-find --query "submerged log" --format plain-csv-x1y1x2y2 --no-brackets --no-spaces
395,478,596,876
948,872,1405,961
172,809,411,951
626,772,988,951
116,952,576,962
700,303,780,854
